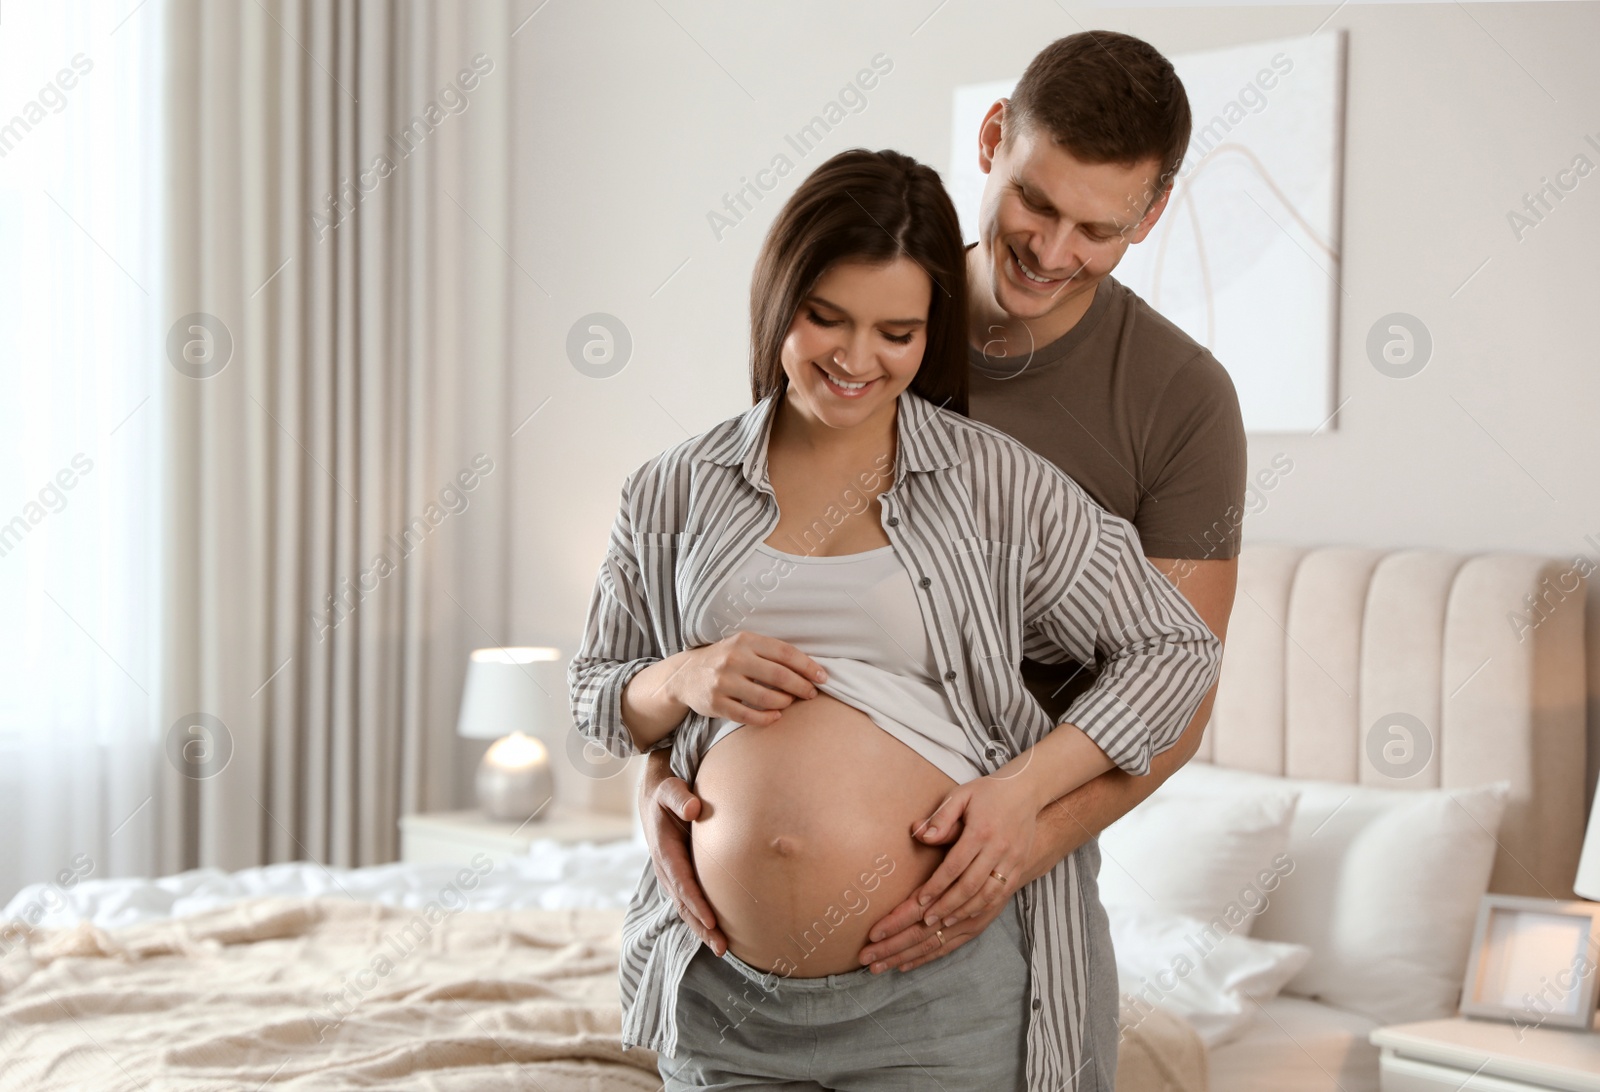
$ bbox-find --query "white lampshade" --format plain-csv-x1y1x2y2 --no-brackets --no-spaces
1576,773,1600,900
456,646,563,742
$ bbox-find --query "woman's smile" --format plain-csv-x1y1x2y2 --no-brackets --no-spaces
815,360,881,399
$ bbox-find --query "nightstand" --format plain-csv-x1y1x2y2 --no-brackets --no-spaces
1371,1013,1600,1091
399,804,636,866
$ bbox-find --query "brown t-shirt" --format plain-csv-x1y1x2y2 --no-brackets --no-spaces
967,272,1246,721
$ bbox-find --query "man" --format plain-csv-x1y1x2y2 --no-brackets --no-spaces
636,30,1245,1090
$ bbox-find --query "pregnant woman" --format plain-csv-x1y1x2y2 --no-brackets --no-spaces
570,148,1221,1091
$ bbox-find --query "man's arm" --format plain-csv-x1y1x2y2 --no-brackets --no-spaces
1024,556,1236,877
857,555,1236,972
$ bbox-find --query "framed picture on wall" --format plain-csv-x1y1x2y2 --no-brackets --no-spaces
1460,895,1600,1029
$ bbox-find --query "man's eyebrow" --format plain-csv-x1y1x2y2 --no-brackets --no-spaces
1011,172,1056,212
808,294,926,327
1083,217,1132,234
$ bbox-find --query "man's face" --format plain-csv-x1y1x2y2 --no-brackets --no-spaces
973,102,1171,326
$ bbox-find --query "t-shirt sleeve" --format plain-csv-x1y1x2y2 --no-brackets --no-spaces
1134,349,1247,560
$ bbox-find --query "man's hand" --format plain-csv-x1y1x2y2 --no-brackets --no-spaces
639,747,726,956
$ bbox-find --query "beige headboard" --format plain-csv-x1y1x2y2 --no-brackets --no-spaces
1195,545,1589,900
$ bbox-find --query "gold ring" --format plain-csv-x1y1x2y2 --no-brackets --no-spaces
990,869,1008,885
935,928,944,946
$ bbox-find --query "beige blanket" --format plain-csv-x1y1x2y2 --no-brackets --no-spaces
0,897,660,1091
1116,995,1210,1092
0,896,1206,1091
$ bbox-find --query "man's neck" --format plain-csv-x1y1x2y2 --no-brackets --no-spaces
966,242,1102,360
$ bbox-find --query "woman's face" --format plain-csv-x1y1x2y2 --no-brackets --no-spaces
778,256,932,433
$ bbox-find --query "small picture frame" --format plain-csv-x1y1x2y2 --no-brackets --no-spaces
1460,895,1600,1030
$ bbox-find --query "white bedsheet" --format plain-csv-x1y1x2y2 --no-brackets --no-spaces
1,837,651,930
1206,994,1380,1092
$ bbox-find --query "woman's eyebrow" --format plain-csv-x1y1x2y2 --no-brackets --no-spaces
808,293,927,327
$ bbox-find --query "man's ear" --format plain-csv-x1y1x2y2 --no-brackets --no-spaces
976,99,1008,177
1128,182,1175,245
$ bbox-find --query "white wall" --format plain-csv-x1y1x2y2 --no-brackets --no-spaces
505,2,1600,808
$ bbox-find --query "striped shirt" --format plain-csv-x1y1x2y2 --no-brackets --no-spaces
569,387,1222,1090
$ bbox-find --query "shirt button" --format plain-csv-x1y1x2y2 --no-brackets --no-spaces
1031,997,1042,1011
919,576,931,589
886,516,899,526
943,670,956,682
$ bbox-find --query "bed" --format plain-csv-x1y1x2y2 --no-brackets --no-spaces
0,847,1203,1091
1195,545,1589,1092
0,545,1586,1091
0,847,660,1090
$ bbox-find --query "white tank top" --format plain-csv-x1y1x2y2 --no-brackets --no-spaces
697,539,984,784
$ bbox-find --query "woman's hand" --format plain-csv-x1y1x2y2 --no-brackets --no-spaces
667,631,828,725
859,769,1053,973
903,769,1044,932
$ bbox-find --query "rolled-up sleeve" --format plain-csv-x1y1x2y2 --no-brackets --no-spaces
567,471,669,759
1022,477,1222,776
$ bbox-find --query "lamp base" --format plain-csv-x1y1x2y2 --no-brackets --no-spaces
475,749,555,823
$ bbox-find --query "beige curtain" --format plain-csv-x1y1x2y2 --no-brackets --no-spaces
160,0,515,872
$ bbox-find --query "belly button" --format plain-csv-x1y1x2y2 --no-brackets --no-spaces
769,835,800,858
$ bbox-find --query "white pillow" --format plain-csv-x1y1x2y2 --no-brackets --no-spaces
1096,778,1299,935
1111,904,1312,1048
1164,762,1512,1026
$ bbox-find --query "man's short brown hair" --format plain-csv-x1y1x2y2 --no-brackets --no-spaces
1007,31,1192,198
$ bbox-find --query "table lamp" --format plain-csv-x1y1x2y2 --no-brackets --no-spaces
456,646,562,822
1575,771,1600,901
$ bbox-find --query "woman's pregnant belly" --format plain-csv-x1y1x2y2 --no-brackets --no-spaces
691,692,956,978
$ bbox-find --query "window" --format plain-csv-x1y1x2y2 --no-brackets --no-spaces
0,0,165,903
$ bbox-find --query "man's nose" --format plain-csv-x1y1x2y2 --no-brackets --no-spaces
1030,226,1078,278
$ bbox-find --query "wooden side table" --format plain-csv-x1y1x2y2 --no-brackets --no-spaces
1372,1013,1600,1091
399,804,636,867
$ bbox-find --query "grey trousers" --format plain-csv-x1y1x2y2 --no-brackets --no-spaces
1079,838,1122,1092
658,898,1031,1091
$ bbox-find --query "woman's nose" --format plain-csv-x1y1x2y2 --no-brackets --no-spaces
833,336,874,374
